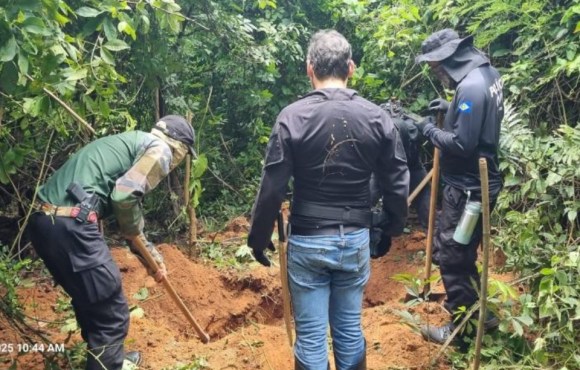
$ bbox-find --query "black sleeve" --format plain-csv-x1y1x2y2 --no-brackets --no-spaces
374,112,410,236
247,121,293,252
423,83,485,157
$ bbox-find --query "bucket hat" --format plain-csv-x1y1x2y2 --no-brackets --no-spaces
415,29,473,63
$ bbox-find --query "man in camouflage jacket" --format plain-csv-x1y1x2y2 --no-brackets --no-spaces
26,115,194,369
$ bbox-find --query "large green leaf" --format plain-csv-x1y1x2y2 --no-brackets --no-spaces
192,154,208,178
76,6,104,18
100,47,116,65
63,68,88,81
0,36,17,62
103,39,130,52
117,21,137,41
22,17,51,36
103,18,118,40
17,50,29,75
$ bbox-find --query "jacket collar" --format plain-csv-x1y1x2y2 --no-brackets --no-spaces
301,88,358,100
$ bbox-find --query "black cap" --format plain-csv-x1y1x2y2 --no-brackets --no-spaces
415,29,473,63
154,115,195,155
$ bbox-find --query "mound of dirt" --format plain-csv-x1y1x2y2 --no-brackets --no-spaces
3,227,514,370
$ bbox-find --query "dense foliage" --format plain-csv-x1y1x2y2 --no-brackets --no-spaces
1,0,579,368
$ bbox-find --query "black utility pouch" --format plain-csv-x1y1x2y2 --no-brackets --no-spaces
66,182,99,223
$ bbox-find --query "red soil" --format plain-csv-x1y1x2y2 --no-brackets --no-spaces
1,226,511,370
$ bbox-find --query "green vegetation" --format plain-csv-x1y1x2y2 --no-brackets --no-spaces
1,0,578,369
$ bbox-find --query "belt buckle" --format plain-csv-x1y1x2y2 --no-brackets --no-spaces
39,203,54,215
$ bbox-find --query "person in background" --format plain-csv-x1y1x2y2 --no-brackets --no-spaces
27,115,195,369
368,100,431,258
247,30,409,370
414,29,504,344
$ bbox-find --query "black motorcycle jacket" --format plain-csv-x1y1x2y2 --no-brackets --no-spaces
248,88,409,253
423,53,504,193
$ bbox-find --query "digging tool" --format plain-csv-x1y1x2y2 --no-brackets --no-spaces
408,168,434,206
422,111,444,297
472,158,491,370
277,210,294,347
131,237,210,343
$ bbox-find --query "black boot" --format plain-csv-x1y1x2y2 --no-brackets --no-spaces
421,312,499,347
125,351,143,366
420,321,455,344
483,311,500,331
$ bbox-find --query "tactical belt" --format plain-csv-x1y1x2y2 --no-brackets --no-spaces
292,224,361,236
36,202,99,224
291,202,372,228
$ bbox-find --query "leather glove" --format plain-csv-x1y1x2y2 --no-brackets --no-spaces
428,98,450,112
370,231,391,259
128,234,167,283
413,116,435,135
252,241,276,267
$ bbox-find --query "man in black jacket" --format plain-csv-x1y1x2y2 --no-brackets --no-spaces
414,29,504,344
382,101,430,230
247,30,409,370
368,101,430,259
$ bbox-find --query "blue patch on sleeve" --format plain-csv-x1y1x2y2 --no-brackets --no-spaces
458,101,473,113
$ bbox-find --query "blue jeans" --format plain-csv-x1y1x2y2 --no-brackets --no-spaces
288,228,370,370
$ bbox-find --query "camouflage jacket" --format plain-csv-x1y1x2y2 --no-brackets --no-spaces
39,131,173,237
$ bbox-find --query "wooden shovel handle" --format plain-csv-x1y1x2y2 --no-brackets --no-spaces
423,111,444,296
131,237,210,343
277,211,294,347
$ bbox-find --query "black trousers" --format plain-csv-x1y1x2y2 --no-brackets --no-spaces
27,213,129,370
433,185,499,315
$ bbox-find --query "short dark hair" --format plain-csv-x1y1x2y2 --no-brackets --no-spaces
307,30,352,80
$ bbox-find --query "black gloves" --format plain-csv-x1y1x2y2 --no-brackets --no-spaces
428,98,450,112
252,241,276,267
414,116,435,135
370,229,392,259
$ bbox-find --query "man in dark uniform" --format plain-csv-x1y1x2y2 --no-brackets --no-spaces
247,30,409,370
368,101,431,258
414,29,504,343
385,103,430,230
26,115,195,369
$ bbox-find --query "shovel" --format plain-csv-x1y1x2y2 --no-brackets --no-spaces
277,210,294,347
407,168,433,206
472,158,492,370
403,111,447,304
131,237,210,343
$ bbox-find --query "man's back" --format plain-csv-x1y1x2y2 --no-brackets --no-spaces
247,30,409,369
281,88,391,209
39,131,163,213
440,64,503,191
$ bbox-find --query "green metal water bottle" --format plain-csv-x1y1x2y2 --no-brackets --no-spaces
453,200,482,245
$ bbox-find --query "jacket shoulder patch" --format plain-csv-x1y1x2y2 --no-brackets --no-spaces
458,101,473,114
